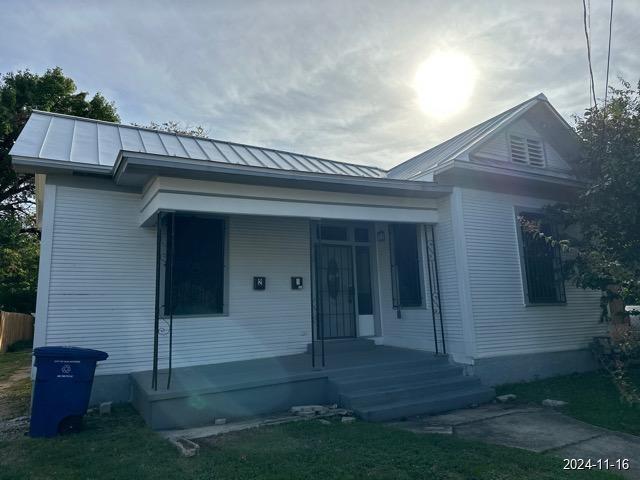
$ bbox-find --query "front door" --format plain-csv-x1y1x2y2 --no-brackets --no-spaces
315,244,356,339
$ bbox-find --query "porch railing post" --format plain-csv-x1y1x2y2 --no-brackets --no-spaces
166,212,176,389
424,224,446,355
430,224,446,355
152,212,163,390
309,221,316,369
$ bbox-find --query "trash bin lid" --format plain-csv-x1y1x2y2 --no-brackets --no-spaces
33,346,108,361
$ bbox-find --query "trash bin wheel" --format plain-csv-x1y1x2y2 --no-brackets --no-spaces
58,415,83,434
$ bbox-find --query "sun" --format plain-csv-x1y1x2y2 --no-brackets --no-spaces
414,51,477,119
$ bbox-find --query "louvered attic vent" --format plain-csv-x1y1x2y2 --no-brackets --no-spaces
509,135,545,167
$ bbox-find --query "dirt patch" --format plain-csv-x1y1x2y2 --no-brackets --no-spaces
0,366,30,392
0,366,31,420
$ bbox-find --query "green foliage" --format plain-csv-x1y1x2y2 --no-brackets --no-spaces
7,339,33,352
131,121,209,138
0,67,119,218
0,215,39,313
543,79,640,305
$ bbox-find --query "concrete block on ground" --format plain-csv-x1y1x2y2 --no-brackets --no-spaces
542,399,568,407
496,394,517,403
341,416,356,424
99,402,112,415
291,405,329,416
170,437,200,457
422,425,453,434
214,418,226,425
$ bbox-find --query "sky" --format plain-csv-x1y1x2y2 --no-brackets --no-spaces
1,0,638,169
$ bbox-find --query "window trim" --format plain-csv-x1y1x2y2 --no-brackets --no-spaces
507,132,547,168
514,207,567,306
389,223,426,310
160,213,230,318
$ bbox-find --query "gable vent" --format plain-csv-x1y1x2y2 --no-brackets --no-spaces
509,134,545,167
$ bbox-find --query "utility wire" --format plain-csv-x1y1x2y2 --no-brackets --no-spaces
603,0,614,111
582,0,597,109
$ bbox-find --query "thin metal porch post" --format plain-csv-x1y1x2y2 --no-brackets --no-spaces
151,212,163,390
424,224,446,355
309,222,316,368
166,213,176,389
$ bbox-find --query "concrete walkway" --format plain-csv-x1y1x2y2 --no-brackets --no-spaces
388,404,640,479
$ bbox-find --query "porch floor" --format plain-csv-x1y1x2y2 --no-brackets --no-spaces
130,341,494,429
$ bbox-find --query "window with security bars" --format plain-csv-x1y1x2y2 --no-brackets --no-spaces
164,215,226,315
390,223,423,308
509,134,545,167
518,213,566,304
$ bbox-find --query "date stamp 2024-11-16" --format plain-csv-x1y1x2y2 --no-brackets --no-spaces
564,458,630,471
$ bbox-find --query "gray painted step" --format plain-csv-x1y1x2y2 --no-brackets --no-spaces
341,376,483,409
306,338,376,354
327,357,450,380
332,365,464,392
354,386,496,422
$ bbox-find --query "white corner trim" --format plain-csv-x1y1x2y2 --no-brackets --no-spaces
451,187,477,358
33,183,56,356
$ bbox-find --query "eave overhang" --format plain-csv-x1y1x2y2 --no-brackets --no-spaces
113,151,452,199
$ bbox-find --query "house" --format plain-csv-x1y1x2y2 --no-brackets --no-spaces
10,93,606,429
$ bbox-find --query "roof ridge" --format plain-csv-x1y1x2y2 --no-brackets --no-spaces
29,109,386,173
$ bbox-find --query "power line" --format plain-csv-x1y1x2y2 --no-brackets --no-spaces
603,0,614,111
582,0,597,109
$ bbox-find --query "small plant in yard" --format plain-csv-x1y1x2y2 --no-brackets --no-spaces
605,323,640,404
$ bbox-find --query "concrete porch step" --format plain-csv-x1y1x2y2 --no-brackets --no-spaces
332,364,464,392
354,386,496,422
306,338,376,354
327,357,450,380
341,376,483,409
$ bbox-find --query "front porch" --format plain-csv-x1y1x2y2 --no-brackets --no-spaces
130,173,483,429
131,339,493,430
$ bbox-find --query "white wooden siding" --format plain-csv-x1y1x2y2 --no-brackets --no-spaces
44,178,312,375
460,187,606,358
433,196,467,360
473,118,571,171
377,223,437,352
46,182,157,375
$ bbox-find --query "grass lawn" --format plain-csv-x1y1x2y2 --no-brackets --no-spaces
0,350,623,479
0,405,619,480
496,368,640,436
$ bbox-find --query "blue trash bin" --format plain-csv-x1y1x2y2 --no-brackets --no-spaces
30,346,108,438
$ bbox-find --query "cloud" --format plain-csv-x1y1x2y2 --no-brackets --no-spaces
1,0,638,169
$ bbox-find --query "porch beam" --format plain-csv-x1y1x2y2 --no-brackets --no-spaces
139,191,438,226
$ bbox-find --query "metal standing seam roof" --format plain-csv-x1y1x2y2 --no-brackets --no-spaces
10,110,387,179
387,94,549,180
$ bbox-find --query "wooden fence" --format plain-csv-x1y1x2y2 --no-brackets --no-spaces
0,311,34,353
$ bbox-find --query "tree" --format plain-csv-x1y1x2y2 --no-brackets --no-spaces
0,67,119,218
0,68,119,313
533,79,640,404
0,215,39,313
550,79,640,308
131,121,209,138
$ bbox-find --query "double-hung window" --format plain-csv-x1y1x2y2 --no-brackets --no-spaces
164,215,226,316
518,212,566,304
